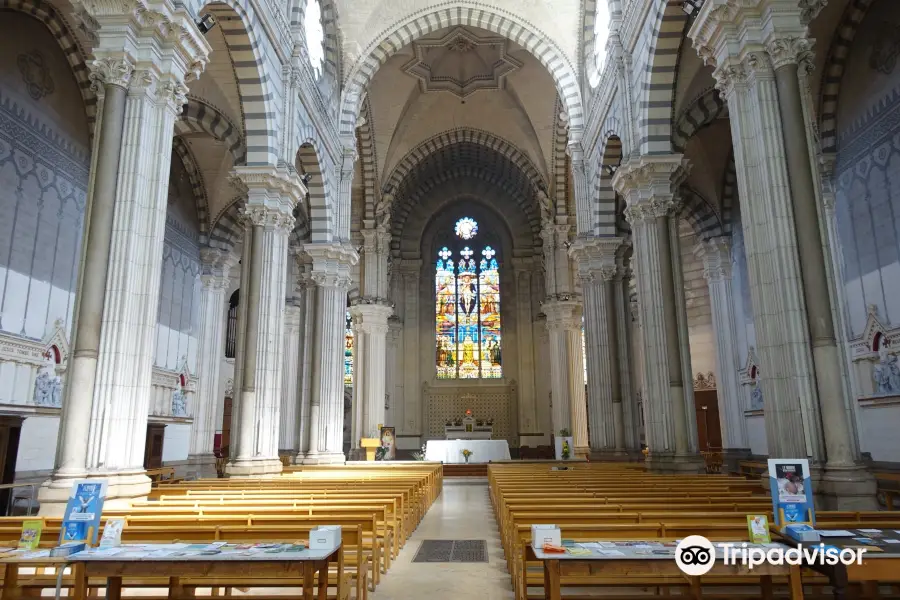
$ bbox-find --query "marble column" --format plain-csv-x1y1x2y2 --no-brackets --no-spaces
292,255,315,463
695,238,749,459
616,262,640,455
350,303,392,439
512,259,539,441
187,249,236,476
303,243,357,464
613,155,703,472
39,0,210,514
226,166,303,477
280,301,302,453
689,0,875,507
571,237,627,456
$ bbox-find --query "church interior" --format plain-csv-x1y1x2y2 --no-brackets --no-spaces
1,0,900,595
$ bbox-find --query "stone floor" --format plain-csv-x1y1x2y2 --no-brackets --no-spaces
370,477,515,600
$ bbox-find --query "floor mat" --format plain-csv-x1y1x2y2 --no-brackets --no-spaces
412,539,488,563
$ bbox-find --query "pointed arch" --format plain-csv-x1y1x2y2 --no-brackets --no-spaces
199,0,280,166
176,97,247,165
338,6,584,143
639,0,688,155
0,0,97,134
172,137,210,240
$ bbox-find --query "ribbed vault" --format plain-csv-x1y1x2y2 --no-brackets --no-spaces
388,142,543,250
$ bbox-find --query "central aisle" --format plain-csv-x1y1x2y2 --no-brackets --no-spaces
371,478,515,600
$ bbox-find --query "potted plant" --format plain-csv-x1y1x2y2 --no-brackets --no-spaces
360,429,382,462
555,428,574,461
411,444,427,460
461,449,473,463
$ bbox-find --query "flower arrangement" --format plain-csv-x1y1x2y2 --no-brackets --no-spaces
375,446,388,461
461,449,473,463
558,428,571,437
411,444,427,460
561,439,571,460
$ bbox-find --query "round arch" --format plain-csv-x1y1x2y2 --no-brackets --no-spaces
338,5,585,143
196,0,279,166
297,140,328,242
671,87,727,153
172,137,210,240
176,97,246,165
679,185,724,243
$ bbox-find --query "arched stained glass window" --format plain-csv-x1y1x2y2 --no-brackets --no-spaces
435,219,502,379
344,310,353,386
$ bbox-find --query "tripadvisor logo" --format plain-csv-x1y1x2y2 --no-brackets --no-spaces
675,534,867,575
675,536,716,576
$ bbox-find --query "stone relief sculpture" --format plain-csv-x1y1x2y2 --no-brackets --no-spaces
750,379,764,411
873,344,900,395
375,193,392,230
32,363,62,408
171,389,188,417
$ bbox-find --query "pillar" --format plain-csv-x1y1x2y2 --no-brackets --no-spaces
38,0,210,514
615,260,640,455
293,255,315,463
280,300,302,454
187,249,236,476
695,238,749,464
512,259,539,443
571,237,627,457
225,166,304,477
303,243,357,464
689,0,875,507
613,155,703,472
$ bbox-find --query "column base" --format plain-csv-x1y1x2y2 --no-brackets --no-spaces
224,458,283,478
817,464,879,510
302,451,346,465
575,446,591,460
646,453,706,474
185,453,218,479
38,470,152,516
589,449,631,462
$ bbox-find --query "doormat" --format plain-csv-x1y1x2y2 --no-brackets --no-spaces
412,539,488,563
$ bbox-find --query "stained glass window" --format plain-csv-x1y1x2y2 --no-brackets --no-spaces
435,236,502,379
455,217,478,240
344,311,353,386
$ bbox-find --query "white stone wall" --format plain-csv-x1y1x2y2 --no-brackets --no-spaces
163,423,191,463
679,221,715,375
16,416,59,473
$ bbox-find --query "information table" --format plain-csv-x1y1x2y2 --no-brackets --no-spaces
526,542,805,600
425,439,510,463
72,542,343,600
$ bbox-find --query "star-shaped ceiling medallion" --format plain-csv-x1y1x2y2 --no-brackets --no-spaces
401,27,523,99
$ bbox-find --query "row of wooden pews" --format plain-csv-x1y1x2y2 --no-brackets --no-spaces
0,462,442,599
489,462,900,599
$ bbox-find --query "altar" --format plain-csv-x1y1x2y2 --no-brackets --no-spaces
444,411,493,440
424,439,511,464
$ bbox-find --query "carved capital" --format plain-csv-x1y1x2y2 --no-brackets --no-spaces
243,205,295,232
158,79,189,114
712,61,746,98
200,247,237,282
766,36,815,73
694,237,733,282
89,57,134,90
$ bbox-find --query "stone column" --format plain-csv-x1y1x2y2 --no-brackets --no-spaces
39,0,210,514
303,243,357,464
615,260,640,454
512,260,539,438
293,255,315,463
689,0,875,507
187,249,235,476
226,166,303,477
695,238,749,460
350,303,392,439
571,237,627,456
280,300,302,453
613,155,703,472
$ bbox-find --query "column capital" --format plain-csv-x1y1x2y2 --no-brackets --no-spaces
231,165,307,211
199,247,237,288
349,302,393,334
304,242,358,290
694,237,733,282
89,57,135,90
77,0,211,85
570,236,623,283
766,35,815,73
541,299,582,330
613,156,690,225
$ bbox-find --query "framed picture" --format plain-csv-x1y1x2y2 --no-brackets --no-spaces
380,426,396,460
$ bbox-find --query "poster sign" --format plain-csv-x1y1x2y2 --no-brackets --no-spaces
380,427,396,461
767,459,815,529
59,479,108,545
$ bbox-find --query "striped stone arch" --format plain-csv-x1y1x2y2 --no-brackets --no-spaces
671,87,728,152
391,165,543,246
0,0,97,134
176,98,247,165
198,0,279,166
356,98,378,220
338,6,584,141
551,99,571,217
639,0,688,155
818,0,876,152
593,130,623,237
720,150,736,235
296,136,329,242
384,128,547,196
172,137,210,240
678,185,724,243
207,197,246,252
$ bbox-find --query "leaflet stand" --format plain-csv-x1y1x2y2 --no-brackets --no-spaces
58,479,108,548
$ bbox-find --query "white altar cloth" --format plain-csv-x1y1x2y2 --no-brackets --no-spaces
425,439,511,463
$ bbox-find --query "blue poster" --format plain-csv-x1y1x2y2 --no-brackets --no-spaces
767,459,815,529
58,480,107,545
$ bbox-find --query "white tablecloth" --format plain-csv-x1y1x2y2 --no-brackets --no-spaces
425,439,511,463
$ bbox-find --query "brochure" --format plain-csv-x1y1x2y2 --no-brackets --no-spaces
59,479,108,545
747,515,771,544
99,518,125,549
767,459,816,529
18,520,43,550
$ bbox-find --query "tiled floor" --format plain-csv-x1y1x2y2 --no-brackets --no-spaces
370,478,515,600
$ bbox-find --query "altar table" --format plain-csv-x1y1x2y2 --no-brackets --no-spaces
425,439,511,463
